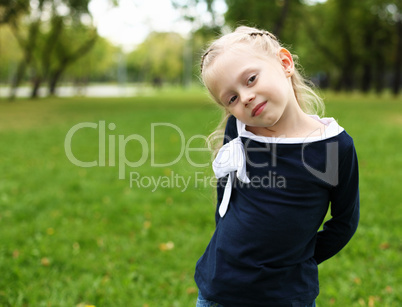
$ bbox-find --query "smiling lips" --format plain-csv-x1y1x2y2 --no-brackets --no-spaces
252,102,267,117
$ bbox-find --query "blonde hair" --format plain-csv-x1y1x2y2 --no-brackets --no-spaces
201,26,325,153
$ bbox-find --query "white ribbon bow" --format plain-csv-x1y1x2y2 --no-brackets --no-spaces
212,137,250,217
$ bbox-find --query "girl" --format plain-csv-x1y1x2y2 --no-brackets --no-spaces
194,26,359,307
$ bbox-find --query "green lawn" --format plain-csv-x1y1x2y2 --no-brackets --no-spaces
0,89,401,306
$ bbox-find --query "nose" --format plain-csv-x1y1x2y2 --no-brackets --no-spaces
240,90,255,106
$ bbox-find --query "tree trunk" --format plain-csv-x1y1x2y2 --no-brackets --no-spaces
273,0,290,38
49,68,64,96
47,34,97,96
31,74,42,98
9,60,26,100
342,65,355,91
40,16,64,92
361,64,372,93
8,20,40,100
392,16,402,96
374,55,385,94
361,29,373,92
305,23,342,90
340,17,355,91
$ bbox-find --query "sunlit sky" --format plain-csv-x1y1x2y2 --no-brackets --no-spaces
88,0,227,52
88,0,326,52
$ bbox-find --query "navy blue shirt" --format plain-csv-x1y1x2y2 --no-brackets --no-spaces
195,115,360,307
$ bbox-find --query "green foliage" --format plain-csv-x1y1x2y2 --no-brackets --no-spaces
298,0,399,91
0,90,401,306
224,0,304,41
0,25,21,82
125,18,224,85
65,36,120,82
127,32,185,83
191,25,223,80
2,0,100,98
0,0,29,24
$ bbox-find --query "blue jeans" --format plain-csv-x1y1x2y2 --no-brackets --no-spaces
196,291,224,307
196,291,316,307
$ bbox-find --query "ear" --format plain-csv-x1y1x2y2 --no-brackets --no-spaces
278,48,294,78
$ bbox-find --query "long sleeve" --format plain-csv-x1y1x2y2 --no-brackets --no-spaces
314,142,360,264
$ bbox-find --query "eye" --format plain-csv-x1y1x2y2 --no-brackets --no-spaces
228,95,237,105
247,75,256,85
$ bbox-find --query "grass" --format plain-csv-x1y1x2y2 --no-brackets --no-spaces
0,88,401,306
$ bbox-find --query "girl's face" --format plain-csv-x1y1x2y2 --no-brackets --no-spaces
206,46,297,130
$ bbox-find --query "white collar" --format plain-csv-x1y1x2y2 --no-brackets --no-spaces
236,115,344,144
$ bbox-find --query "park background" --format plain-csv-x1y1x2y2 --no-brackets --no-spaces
1,0,402,306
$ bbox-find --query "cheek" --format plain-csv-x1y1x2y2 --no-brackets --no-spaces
230,108,244,118
262,81,284,101
268,78,291,99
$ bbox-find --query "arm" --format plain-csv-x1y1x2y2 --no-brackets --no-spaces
314,142,360,264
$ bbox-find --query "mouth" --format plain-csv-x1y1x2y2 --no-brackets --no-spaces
252,102,267,117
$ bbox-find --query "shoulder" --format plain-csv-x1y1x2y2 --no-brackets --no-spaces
334,130,356,156
223,115,238,143
226,115,237,131
329,130,359,177
319,116,356,156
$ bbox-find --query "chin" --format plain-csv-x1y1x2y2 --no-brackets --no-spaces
259,117,278,128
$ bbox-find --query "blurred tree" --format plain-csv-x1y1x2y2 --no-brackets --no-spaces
126,32,185,85
356,0,397,93
66,36,119,84
0,25,21,83
387,1,402,95
45,21,97,96
224,0,304,41
5,0,101,99
7,2,41,99
171,0,223,87
304,0,401,93
172,0,220,27
191,25,222,80
0,0,29,24
303,0,360,91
